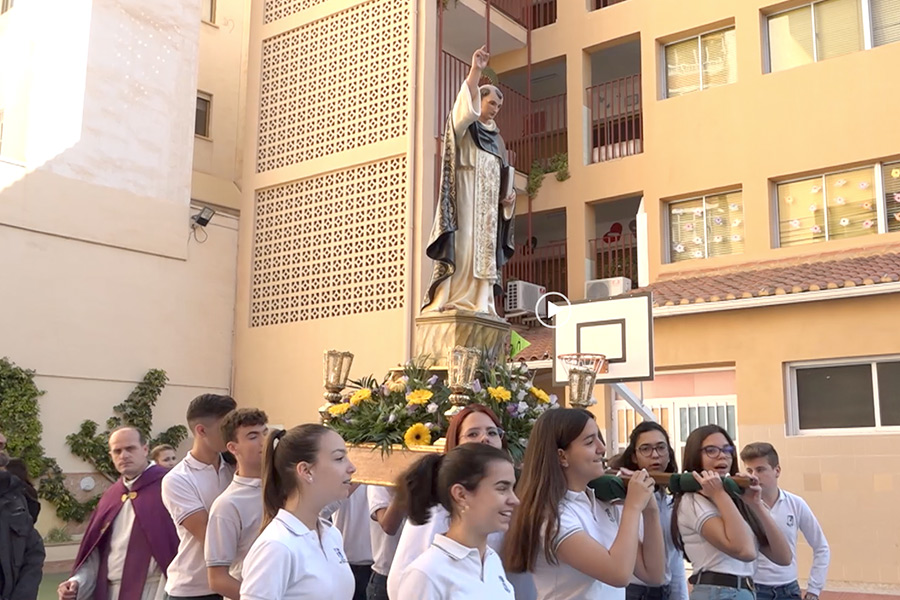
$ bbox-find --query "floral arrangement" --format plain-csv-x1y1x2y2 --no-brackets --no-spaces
324,357,557,462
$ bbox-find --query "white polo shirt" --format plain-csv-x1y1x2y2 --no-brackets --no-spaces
332,484,374,565
239,509,355,600
162,452,235,597
677,493,756,577
387,505,505,599
205,476,263,583
367,485,403,576
629,491,689,600
396,534,515,600
532,489,623,600
754,489,829,594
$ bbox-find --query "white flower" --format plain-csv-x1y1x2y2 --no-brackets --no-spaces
810,185,821,193
517,401,529,414
674,244,685,253
426,402,438,414
809,204,818,213
834,197,846,205
519,438,529,447
693,208,704,217
839,218,850,227
693,237,703,245
388,413,397,424
713,235,723,243
789,219,801,229
785,195,794,205
692,250,704,258
517,389,527,401
672,208,683,215
549,394,559,405
729,203,740,212
834,178,847,187
732,219,742,227
425,422,434,430
859,181,870,190
731,234,742,242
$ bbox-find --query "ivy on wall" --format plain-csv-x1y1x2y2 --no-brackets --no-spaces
0,359,188,522
526,153,570,199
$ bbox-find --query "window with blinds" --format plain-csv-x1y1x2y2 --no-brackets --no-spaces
768,0,896,71
883,161,900,233
777,166,879,246
872,0,900,47
668,191,744,263
665,28,736,98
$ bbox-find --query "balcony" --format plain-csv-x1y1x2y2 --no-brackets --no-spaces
530,0,557,29
586,39,642,164
591,0,629,10
589,195,642,285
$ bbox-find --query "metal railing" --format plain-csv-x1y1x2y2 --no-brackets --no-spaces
589,232,638,283
503,240,568,297
530,0,557,29
586,74,643,163
592,0,629,9
529,93,567,170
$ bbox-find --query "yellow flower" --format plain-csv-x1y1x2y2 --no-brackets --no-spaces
404,423,431,447
530,386,550,403
892,168,900,179
387,378,407,393
349,388,372,406
327,402,351,416
488,386,512,402
406,389,434,405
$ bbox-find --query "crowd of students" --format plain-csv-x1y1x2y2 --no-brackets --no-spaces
0,392,830,600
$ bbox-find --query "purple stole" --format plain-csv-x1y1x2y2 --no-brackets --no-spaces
72,464,178,600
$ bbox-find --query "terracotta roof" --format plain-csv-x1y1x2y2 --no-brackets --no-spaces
640,245,900,307
511,323,555,362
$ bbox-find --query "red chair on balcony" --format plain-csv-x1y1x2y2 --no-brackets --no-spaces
602,222,623,243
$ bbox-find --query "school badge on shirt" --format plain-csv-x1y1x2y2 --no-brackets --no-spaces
333,547,349,564
786,515,795,527
499,576,511,593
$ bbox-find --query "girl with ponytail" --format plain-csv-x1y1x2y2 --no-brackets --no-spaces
394,443,519,599
240,425,358,600
671,425,791,600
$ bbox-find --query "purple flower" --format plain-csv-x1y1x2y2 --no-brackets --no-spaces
506,404,518,417
427,374,439,386
406,405,417,415
472,380,482,394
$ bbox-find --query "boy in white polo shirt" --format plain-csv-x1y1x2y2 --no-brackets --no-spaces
741,442,830,600
205,408,268,600
163,394,237,600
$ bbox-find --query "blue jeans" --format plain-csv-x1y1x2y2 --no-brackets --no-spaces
627,583,671,600
690,584,756,600
755,582,801,600
366,572,390,600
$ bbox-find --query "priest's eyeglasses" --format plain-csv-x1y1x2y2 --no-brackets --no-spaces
636,442,669,458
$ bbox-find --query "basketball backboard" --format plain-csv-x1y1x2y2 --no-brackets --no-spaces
552,292,654,385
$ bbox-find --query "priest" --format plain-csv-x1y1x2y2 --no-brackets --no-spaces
422,45,517,316
59,427,178,600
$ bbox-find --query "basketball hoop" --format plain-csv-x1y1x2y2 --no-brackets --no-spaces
558,353,608,408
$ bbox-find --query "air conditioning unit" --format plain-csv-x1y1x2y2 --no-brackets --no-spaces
585,277,632,301
505,280,546,317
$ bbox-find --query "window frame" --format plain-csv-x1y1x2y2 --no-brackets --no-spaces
663,25,737,99
787,355,900,436
202,0,217,24
1,0,13,15
773,163,891,247
765,0,893,73
665,189,744,263
195,91,213,139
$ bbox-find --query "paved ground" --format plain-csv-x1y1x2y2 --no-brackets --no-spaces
38,572,66,600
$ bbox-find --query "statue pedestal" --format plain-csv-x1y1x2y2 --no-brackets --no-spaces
414,310,511,367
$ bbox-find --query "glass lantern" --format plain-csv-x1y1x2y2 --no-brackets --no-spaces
323,350,354,404
446,346,480,415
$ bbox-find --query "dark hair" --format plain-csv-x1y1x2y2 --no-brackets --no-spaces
261,425,331,530
740,442,779,468
150,445,175,461
622,421,678,474
503,408,596,573
109,426,147,446
186,394,237,426
395,443,513,525
479,84,504,101
6,458,32,485
0,452,8,469
445,404,508,452
221,408,269,444
607,452,625,471
671,425,768,557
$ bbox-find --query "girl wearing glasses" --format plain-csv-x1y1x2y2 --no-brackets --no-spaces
671,425,791,600
620,422,688,600
387,406,536,598
504,408,665,600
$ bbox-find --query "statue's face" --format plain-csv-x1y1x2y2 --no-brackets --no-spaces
480,89,503,122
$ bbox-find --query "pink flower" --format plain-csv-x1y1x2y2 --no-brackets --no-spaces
863,202,873,210
810,185,821,193
863,219,874,229
834,178,847,187
834,197,845,205
693,209,704,217
684,223,694,231
811,225,822,234
859,182,870,190
789,219,801,229
809,204,818,213
893,193,900,203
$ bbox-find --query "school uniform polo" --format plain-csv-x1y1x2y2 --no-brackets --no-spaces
396,534,514,600
629,491,689,600
754,489,829,594
162,452,235,597
332,484,374,565
531,489,624,600
239,509,354,600
387,505,505,599
677,493,756,576
367,485,403,577
205,476,263,583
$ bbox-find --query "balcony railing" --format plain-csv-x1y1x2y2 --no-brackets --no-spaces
531,0,557,29
589,232,637,283
491,0,528,26
587,74,643,163
529,93,567,169
503,240,568,297
592,0,629,9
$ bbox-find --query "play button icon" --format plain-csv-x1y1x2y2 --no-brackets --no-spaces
536,292,571,329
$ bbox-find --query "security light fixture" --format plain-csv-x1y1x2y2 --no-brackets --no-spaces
191,206,216,227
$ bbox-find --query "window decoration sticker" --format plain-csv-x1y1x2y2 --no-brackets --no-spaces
811,225,822,234
834,197,845,205
839,218,850,227
785,195,794,205
692,250,704,258
693,237,703,245
674,244,685,253
809,204,818,213
834,178,847,187
863,219,874,229
713,235,723,243
893,193,900,203
810,185,821,193
732,219,741,227
731,234,742,242
891,168,900,179
863,201,873,210
713,216,724,225
684,223,694,231
859,181,870,190
729,203,740,211
790,219,801,229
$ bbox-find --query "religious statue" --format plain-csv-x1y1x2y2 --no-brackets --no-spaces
422,45,517,317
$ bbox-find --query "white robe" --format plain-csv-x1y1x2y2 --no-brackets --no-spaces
70,470,166,600
422,83,515,316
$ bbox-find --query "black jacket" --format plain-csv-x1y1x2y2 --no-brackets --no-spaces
0,472,44,600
